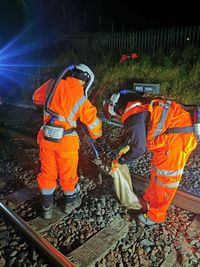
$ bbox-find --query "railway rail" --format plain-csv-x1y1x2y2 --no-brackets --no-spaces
0,202,76,267
0,118,200,266
1,126,200,214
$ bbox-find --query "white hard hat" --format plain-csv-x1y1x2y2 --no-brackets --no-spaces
103,91,121,120
73,63,95,97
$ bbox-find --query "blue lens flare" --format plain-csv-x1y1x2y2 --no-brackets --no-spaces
0,28,55,100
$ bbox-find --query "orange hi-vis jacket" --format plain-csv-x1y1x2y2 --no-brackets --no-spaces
33,77,102,193
32,79,52,109
122,98,197,222
122,98,197,151
33,77,102,140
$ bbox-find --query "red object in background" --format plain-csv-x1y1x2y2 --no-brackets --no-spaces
131,53,138,59
119,53,138,64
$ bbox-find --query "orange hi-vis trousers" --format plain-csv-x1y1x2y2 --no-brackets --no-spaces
37,131,79,194
144,133,197,222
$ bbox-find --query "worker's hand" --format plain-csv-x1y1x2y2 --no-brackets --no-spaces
118,145,130,157
111,159,120,171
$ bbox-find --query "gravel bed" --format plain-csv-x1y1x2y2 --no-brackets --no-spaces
0,103,200,267
87,123,200,197
0,103,199,196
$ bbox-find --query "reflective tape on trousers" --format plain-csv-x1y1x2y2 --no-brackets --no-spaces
154,176,180,188
152,165,184,177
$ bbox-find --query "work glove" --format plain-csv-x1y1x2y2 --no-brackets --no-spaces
111,159,120,171
118,145,130,157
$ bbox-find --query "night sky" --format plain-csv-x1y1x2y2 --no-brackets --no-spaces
0,0,200,45
0,0,199,97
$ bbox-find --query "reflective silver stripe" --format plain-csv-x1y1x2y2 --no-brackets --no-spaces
64,184,80,196
124,102,142,113
155,177,180,188
43,110,67,122
64,131,78,136
41,188,56,194
67,96,87,127
158,168,184,177
57,115,67,121
153,100,171,139
152,165,184,177
92,132,102,137
88,118,101,130
43,95,87,125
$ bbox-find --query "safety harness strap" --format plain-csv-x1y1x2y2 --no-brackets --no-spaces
152,100,171,139
64,128,77,136
165,126,194,134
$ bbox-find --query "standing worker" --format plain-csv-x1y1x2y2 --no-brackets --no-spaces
103,90,197,225
33,64,102,219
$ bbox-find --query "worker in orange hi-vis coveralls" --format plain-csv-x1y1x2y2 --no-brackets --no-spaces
32,64,102,219
103,90,197,225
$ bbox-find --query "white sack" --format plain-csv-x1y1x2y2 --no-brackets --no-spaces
109,164,142,210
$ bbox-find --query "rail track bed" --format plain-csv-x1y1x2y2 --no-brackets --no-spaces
0,103,200,267
0,102,199,196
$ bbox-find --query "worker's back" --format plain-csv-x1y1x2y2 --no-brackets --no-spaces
147,98,196,151
33,77,85,130
46,77,84,130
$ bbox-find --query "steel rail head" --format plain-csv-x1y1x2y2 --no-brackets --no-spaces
0,202,78,267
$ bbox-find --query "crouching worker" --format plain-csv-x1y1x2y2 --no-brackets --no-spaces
32,64,102,219
103,90,197,225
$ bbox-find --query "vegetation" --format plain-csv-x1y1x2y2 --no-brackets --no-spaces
28,46,200,107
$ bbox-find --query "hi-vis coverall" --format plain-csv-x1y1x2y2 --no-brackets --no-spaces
33,77,102,194
119,98,197,222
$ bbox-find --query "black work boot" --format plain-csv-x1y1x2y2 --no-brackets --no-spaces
64,193,82,214
128,197,150,215
41,194,53,219
42,203,53,219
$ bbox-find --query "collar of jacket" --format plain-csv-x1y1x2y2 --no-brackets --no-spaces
122,101,149,123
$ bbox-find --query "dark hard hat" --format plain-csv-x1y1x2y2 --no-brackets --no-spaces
103,89,144,120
